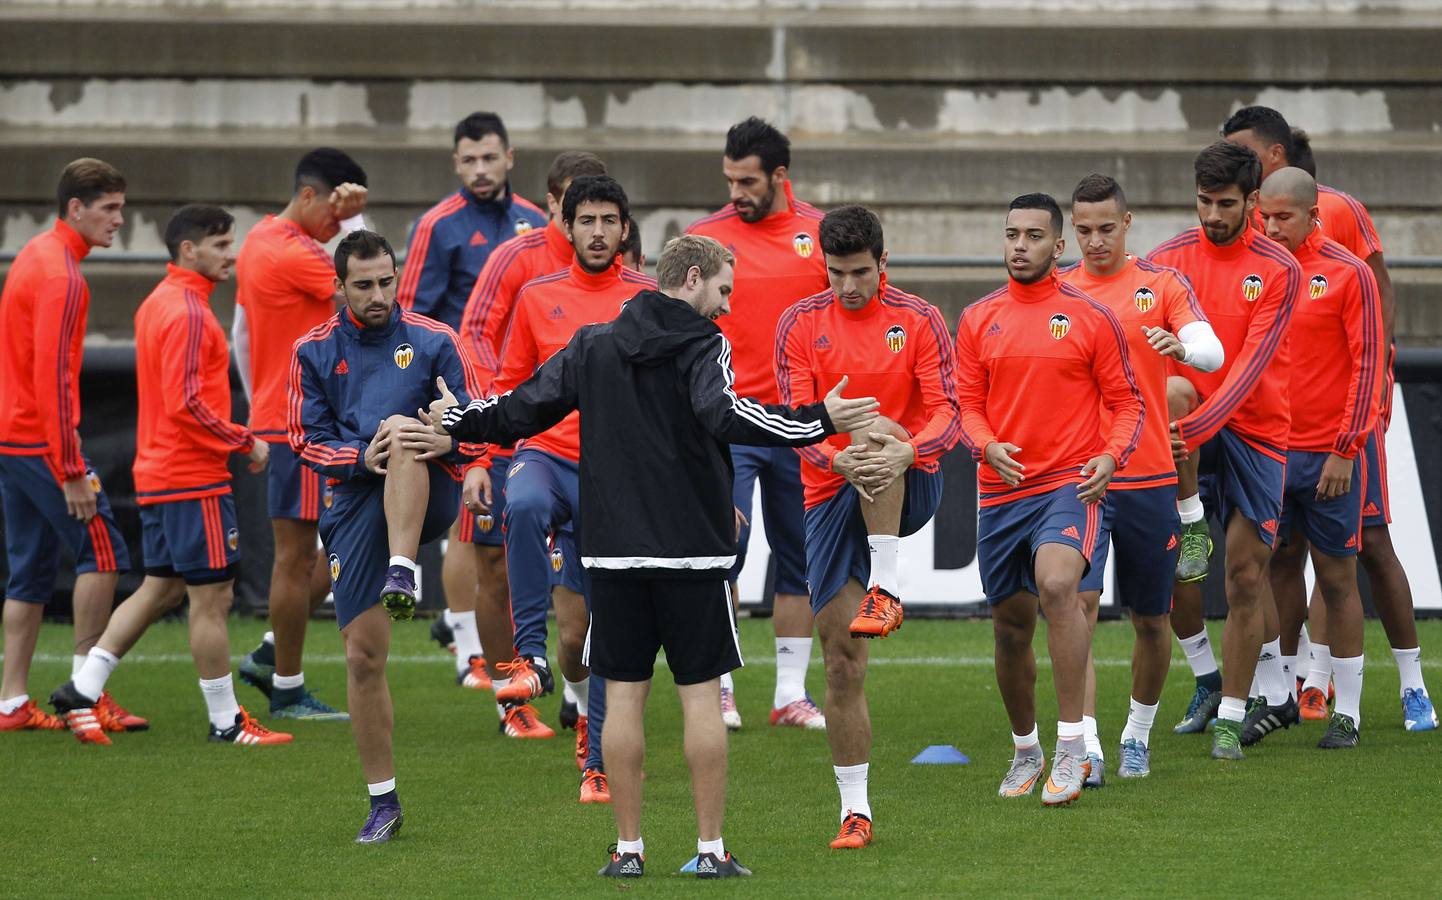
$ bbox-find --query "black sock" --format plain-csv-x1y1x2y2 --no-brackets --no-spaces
252,640,276,668
1198,670,1222,692
271,685,304,707
370,789,399,809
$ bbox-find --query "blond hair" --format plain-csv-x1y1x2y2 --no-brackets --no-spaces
656,234,735,291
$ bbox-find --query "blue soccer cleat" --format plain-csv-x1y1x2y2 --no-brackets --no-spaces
1402,688,1438,732
1083,752,1104,789
1117,738,1151,778
356,804,403,844
380,566,417,622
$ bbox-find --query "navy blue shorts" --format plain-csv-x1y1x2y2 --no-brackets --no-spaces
1360,429,1389,529
1084,485,1179,615
266,441,330,522
0,455,130,603
141,494,240,585
1280,450,1363,558
977,483,1110,605
729,444,807,596
1196,427,1286,548
456,454,510,548
319,464,460,629
802,468,943,615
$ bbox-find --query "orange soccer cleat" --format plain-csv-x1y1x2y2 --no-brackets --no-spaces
829,811,873,849
1298,687,1330,721
209,708,294,746
97,692,149,732
580,768,611,804
500,703,555,739
494,657,554,703
458,656,492,691
0,699,65,732
574,715,589,771
849,586,904,639
62,708,112,745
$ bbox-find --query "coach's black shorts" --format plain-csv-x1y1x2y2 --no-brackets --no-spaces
585,577,742,685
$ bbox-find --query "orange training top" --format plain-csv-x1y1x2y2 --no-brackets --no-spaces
459,220,573,384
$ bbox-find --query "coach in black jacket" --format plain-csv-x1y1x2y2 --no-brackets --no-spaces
431,234,877,879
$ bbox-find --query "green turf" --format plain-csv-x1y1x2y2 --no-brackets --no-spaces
5,616,1441,897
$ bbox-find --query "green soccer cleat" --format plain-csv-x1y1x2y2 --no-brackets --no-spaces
1175,520,1213,583
237,651,275,700
1317,712,1360,749
271,691,349,722
1211,719,1245,760
1173,682,1222,734
380,567,417,622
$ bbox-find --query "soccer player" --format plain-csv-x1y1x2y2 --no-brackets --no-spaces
774,206,959,848
1258,168,1383,748
1224,110,1435,730
49,206,290,747
487,175,657,800
456,150,606,734
233,147,367,720
1061,174,1223,781
687,117,830,731
433,233,880,879
1148,142,1303,758
397,112,547,691
289,230,483,843
956,193,1143,806
0,159,144,736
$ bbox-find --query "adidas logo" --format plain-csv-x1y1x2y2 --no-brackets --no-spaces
469,230,488,247
986,323,1003,337
1061,525,1080,540
1261,519,1278,533
814,335,832,350
777,646,794,654
1345,535,1358,548
1260,652,1276,662
696,857,717,874
548,305,565,320
334,359,349,375
1166,534,1178,550
1363,503,1381,516
621,858,643,875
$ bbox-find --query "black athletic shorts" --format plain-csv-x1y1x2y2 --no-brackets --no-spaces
584,577,742,685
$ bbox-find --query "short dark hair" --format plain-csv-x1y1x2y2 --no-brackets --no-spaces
1195,140,1262,196
562,175,629,226
56,157,126,218
546,151,606,201
1008,192,1063,236
619,216,642,260
724,117,790,174
1289,128,1317,177
164,205,235,261
454,112,509,149
294,147,368,194
334,229,396,281
1071,173,1127,211
1221,106,1294,160
819,205,884,262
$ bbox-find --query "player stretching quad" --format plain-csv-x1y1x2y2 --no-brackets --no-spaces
485,176,657,801
955,193,1143,806
1258,168,1383,749
398,111,546,692
51,206,289,747
0,159,146,737
1224,108,1435,731
1061,175,1223,783
233,148,368,721
774,206,959,849
687,118,831,731
457,150,608,737
289,230,483,843
1148,142,1302,758
433,233,879,879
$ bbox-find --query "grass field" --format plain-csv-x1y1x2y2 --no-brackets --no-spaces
6,615,1441,898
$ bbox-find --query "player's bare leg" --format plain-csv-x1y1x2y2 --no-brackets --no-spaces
70,571,118,658
993,591,1046,797
95,577,187,659
602,678,650,843
1312,549,1364,746
1270,530,1310,697
677,678,727,843
0,600,45,702
1211,512,1277,757
188,580,235,681
474,545,514,683
343,603,394,783
1079,590,1104,785
847,420,908,641
817,580,874,843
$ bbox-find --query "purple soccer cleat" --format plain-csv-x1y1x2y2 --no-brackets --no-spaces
355,804,403,844
380,566,417,622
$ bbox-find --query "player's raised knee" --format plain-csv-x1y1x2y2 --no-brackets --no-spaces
1166,375,1197,422
849,415,908,449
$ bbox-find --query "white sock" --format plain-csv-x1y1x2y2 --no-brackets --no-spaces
1392,647,1426,695
389,555,419,576
1332,654,1364,725
697,837,725,857
565,677,590,718
73,647,120,701
1120,697,1159,747
774,637,811,708
1258,638,1288,703
1012,725,1041,754
616,838,644,856
452,610,483,673
1081,714,1103,759
1177,629,1219,678
1282,655,1297,700
263,631,275,646
1303,643,1332,692
273,672,305,691
0,694,29,715
1056,719,1085,754
71,654,86,678
867,534,900,596
1297,625,1311,674
368,777,396,796
1218,696,1247,723
1177,494,1204,524
199,674,241,730
719,671,734,692
493,678,511,719
833,763,871,821
1248,670,1260,700
443,608,459,629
